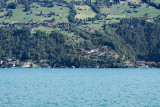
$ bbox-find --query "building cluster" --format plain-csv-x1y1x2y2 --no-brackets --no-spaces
0,57,39,68
0,56,157,68
136,61,156,68
119,60,156,68
73,48,119,61
0,57,20,68
119,61,134,68
128,1,142,8
55,22,78,30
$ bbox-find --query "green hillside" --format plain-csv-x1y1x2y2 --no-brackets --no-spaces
0,0,160,68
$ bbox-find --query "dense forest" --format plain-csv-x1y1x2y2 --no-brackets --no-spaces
110,18,160,61
0,26,122,68
0,18,160,67
142,0,160,9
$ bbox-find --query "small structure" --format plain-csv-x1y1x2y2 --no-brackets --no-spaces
120,61,134,68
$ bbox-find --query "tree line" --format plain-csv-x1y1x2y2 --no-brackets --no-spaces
142,0,160,9
109,18,160,61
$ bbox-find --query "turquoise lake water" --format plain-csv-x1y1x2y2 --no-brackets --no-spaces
0,69,160,107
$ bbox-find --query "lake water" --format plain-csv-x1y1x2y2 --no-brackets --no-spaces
0,69,160,107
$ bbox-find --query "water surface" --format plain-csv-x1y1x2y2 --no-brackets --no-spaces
0,69,160,107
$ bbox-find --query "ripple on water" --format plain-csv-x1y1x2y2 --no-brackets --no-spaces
0,69,160,106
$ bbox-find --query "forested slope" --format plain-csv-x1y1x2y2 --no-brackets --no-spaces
0,18,160,67
110,18,160,61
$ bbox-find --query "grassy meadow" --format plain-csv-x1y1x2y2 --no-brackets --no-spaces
64,0,96,3
101,3,160,19
151,0,160,3
31,27,54,33
75,5,96,19
0,3,69,23
1,0,160,33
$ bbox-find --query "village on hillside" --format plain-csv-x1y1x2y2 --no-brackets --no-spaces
0,0,160,33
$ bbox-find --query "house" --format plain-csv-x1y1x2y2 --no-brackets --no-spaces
71,66,75,68
86,49,95,54
137,61,155,67
147,16,152,20
99,21,106,24
0,9,5,12
41,63,50,68
0,60,3,64
127,10,132,13
32,64,38,68
8,63,16,68
120,61,134,68
22,62,32,68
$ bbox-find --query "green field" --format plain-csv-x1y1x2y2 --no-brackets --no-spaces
110,0,141,4
1,0,160,34
151,0,160,3
101,3,160,19
75,5,96,19
0,3,69,23
64,0,73,3
31,27,54,33
64,0,96,3
61,30,84,44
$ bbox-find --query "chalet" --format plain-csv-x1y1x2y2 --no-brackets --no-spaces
147,16,152,20
32,64,38,68
105,18,111,20
22,62,32,68
0,9,5,12
74,1,83,5
48,24,53,27
128,2,141,8
99,21,106,24
145,61,156,65
86,49,95,54
133,10,138,13
40,59,49,63
136,61,155,67
44,14,51,17
89,27,94,32
0,60,3,64
71,66,75,68
41,63,50,68
60,66,68,68
55,14,59,16
77,7,86,11
51,30,55,33
110,2,114,6
127,10,132,13
8,63,16,68
2,57,7,61
102,13,108,17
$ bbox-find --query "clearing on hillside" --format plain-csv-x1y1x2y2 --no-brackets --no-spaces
101,3,160,19
75,5,96,19
126,0,141,2
0,3,69,23
150,0,160,4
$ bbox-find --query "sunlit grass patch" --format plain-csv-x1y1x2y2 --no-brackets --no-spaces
75,5,96,19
